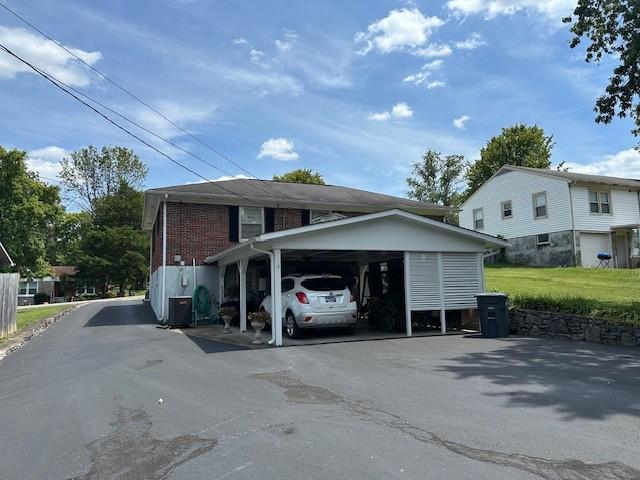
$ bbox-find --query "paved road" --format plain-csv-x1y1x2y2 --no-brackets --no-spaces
1,299,639,480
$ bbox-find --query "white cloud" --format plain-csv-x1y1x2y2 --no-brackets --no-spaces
0,27,102,87
427,80,446,89
26,146,69,179
368,111,391,121
453,115,470,129
446,0,576,20
132,101,214,139
355,8,445,55
403,60,443,85
257,138,300,161
232,37,249,45
413,43,453,58
455,32,487,50
368,102,414,121
391,102,413,119
564,149,640,179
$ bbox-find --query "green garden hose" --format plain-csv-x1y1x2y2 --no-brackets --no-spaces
193,285,210,317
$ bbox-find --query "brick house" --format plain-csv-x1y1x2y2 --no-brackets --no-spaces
142,179,507,345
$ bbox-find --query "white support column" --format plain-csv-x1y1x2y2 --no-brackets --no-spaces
403,252,412,337
218,265,226,309
160,196,168,321
238,258,248,332
273,248,283,346
477,252,485,292
437,253,446,335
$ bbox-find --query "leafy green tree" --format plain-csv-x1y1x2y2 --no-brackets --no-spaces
564,1,640,143
466,124,554,197
407,150,467,207
0,147,63,277
59,146,147,215
273,169,325,185
46,212,92,266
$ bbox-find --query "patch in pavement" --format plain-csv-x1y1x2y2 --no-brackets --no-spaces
252,370,639,480
70,406,217,480
136,359,163,371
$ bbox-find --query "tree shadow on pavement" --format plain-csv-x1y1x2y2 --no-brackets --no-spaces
84,303,157,327
439,337,640,420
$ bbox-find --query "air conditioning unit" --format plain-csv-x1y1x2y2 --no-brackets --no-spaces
168,296,192,327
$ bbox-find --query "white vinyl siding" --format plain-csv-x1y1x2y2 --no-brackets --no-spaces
460,170,572,238
408,252,481,311
571,186,640,232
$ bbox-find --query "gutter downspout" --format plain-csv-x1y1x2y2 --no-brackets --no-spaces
161,194,168,321
251,244,276,345
568,182,578,266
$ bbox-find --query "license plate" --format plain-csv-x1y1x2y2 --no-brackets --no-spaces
325,295,336,303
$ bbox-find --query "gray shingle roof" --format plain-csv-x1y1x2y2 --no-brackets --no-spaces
504,165,640,189
147,179,451,211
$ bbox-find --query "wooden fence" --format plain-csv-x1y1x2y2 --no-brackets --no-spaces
0,273,19,338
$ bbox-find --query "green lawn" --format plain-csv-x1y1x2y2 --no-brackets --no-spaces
1,305,73,343
485,266,640,303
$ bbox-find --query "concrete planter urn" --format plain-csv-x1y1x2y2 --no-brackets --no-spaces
248,311,271,345
218,306,236,334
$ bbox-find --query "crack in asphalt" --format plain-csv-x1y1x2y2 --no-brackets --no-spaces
70,406,217,480
251,370,640,480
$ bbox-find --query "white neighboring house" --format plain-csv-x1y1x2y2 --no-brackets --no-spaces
459,165,640,268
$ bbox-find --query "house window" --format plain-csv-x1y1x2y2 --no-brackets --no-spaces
532,192,547,218
281,279,295,292
19,281,38,296
589,191,611,214
537,233,550,246
501,200,512,219
311,210,330,224
473,208,484,230
240,206,264,240
76,285,96,295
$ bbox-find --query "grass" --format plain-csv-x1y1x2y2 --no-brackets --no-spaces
485,266,640,326
1,304,73,343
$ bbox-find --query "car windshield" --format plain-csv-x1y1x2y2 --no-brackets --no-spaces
300,277,346,292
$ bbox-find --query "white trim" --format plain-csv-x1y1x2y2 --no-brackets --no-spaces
403,251,412,337
18,280,38,296
437,253,446,335
273,248,283,346
161,196,168,321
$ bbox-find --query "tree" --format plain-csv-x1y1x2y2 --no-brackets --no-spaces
273,169,325,185
59,146,148,215
564,1,640,143
0,147,63,277
46,212,92,266
466,124,554,197
407,150,467,207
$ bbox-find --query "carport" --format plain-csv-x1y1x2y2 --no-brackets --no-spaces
205,209,508,346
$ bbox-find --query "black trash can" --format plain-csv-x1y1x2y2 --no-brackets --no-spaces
475,293,509,338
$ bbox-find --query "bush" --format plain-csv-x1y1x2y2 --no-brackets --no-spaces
509,295,640,327
33,292,50,305
367,296,405,332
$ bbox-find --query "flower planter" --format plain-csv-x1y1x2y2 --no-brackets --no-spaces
221,315,233,333
250,320,265,344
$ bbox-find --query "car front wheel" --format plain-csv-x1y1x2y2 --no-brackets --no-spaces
285,312,303,339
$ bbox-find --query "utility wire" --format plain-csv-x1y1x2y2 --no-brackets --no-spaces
0,43,256,201
0,1,264,182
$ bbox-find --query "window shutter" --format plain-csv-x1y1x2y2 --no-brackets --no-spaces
301,209,310,226
265,208,275,233
228,206,239,242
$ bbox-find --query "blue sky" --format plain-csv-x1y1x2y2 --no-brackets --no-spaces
0,0,638,203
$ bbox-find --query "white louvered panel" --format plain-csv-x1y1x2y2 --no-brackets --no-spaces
442,253,480,309
408,252,440,310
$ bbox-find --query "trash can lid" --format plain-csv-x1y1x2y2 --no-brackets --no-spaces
475,292,508,297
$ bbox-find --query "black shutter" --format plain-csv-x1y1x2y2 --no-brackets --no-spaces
228,206,239,242
301,209,310,226
265,208,275,233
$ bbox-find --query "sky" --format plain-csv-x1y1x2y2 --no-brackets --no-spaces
0,0,638,203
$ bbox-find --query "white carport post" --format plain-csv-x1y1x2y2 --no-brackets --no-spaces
273,248,283,346
403,252,412,337
437,253,446,335
237,258,249,332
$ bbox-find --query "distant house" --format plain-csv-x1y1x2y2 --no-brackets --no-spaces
18,266,95,306
459,165,640,268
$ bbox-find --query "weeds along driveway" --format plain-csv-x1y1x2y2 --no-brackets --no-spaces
0,299,638,480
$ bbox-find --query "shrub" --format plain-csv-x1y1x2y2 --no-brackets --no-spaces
33,292,50,305
509,295,640,327
367,296,405,332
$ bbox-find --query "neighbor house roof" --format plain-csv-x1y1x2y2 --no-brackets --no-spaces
0,241,14,267
499,165,640,189
142,179,454,230
51,266,77,278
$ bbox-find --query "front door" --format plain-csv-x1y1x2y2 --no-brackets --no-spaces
614,233,629,268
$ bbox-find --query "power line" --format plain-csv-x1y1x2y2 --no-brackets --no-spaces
0,43,255,201
0,1,263,181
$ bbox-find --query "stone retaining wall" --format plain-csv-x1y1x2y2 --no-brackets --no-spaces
509,309,640,347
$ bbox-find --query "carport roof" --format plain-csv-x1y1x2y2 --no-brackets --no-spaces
205,209,509,265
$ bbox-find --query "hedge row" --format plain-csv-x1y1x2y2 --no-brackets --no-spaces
508,295,640,327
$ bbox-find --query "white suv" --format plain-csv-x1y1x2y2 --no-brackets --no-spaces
260,274,358,338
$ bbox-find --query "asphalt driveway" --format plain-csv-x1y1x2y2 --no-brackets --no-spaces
0,299,639,480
